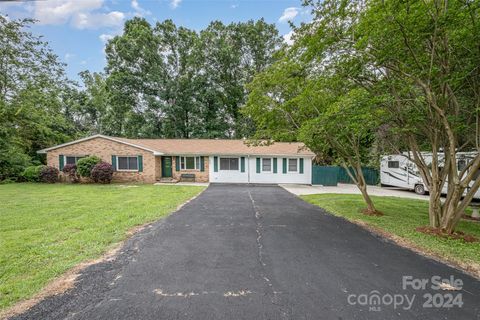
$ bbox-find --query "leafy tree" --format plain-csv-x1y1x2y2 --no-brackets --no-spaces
360,0,480,232
104,17,162,137
245,54,383,214
69,71,109,135
299,88,384,214
0,16,75,180
102,18,281,139
300,0,480,232
198,19,282,138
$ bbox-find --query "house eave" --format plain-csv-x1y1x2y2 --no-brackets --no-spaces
161,152,315,157
36,134,161,155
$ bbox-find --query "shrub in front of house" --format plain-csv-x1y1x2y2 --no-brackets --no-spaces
22,165,46,182
39,166,59,183
62,164,80,183
0,178,16,184
77,156,101,178
91,162,114,184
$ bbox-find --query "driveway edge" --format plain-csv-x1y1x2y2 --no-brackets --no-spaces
287,191,480,280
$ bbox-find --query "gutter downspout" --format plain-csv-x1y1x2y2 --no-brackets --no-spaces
247,155,251,184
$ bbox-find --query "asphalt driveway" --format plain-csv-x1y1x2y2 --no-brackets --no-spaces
13,184,480,320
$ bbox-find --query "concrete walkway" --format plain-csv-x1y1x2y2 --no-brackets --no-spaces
154,182,210,187
280,183,430,200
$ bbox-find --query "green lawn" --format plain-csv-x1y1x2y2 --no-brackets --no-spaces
0,183,205,311
302,194,480,269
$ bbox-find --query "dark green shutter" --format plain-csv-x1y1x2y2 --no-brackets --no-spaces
240,157,245,172
299,158,304,174
138,155,143,172
200,156,205,172
175,156,180,171
273,158,277,173
214,156,218,172
111,155,117,171
59,155,64,170
282,158,287,174
256,158,261,173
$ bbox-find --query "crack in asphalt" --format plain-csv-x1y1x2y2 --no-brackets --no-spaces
247,189,291,319
247,190,268,269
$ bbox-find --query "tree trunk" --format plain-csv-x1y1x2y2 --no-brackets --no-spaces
428,185,442,228
358,182,377,214
342,162,381,215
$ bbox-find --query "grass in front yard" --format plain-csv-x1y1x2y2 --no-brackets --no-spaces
301,194,480,269
0,183,205,311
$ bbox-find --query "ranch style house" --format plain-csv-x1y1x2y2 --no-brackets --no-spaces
37,134,315,184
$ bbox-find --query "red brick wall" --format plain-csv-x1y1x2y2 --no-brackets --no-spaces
46,137,158,183
171,156,209,182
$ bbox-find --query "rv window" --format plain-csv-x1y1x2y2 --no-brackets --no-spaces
457,159,467,172
388,161,399,169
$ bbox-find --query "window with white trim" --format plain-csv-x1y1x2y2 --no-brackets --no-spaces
65,156,86,165
180,156,201,170
457,159,467,172
118,156,139,171
220,157,239,170
262,158,272,172
288,158,298,172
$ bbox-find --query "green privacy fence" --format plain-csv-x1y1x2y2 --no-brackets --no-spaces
337,167,379,185
312,166,379,186
311,166,340,186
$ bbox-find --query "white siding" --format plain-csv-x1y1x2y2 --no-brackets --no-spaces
249,156,311,184
209,156,249,183
209,155,312,184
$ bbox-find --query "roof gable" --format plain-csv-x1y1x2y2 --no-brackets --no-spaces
36,135,162,155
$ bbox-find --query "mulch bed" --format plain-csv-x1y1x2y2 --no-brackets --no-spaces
416,226,479,243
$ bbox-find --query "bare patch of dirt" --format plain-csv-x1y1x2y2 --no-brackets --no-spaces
416,226,479,243
349,220,480,279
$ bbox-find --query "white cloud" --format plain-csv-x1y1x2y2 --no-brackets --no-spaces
231,4,238,9
283,31,294,45
72,11,124,29
170,0,182,9
34,0,102,25
131,0,151,16
99,33,114,43
278,7,298,23
33,0,125,29
64,53,75,62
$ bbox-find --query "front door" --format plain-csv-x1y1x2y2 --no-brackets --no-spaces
162,156,172,178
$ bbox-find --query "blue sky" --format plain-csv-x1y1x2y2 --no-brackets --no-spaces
1,0,311,81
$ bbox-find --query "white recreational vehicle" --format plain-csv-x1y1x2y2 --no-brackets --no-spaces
380,152,480,198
